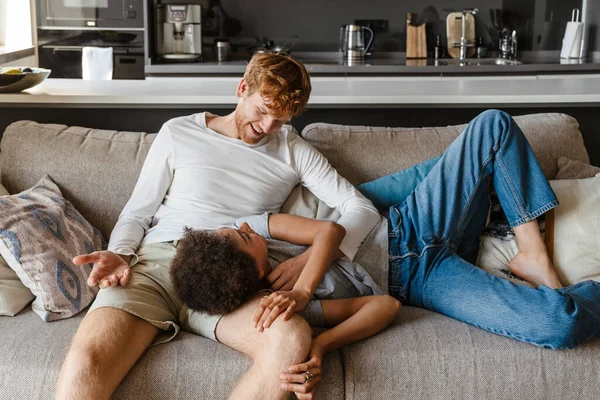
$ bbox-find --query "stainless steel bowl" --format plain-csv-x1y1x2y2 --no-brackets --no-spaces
0,68,52,93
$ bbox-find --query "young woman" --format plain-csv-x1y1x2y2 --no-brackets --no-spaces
171,109,600,398
171,213,401,399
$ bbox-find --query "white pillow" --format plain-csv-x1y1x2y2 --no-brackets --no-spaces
0,255,35,316
0,182,36,316
477,176,600,287
547,176,600,285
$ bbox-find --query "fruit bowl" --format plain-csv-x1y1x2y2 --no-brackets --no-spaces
0,67,52,93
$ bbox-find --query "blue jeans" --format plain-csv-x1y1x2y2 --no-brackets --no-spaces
384,110,600,349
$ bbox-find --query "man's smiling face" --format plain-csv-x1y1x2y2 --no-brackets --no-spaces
234,79,288,144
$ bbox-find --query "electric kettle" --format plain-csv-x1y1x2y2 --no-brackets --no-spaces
339,24,374,60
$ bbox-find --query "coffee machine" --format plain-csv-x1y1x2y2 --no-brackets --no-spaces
156,3,202,61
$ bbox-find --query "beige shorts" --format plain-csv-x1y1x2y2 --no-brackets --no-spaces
87,241,223,346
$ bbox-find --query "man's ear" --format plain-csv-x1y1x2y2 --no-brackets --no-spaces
236,78,248,98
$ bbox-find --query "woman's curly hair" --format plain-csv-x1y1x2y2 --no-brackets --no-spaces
170,227,263,315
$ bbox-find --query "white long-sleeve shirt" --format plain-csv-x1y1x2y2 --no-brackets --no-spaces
108,112,380,264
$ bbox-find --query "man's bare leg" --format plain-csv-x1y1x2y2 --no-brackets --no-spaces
216,296,312,400
56,307,160,400
509,219,563,289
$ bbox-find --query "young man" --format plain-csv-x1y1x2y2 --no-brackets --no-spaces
173,109,600,396
57,52,381,400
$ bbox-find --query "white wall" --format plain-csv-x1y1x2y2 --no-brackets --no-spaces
0,0,7,46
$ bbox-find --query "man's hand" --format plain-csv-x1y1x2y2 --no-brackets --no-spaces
280,341,325,399
252,290,311,332
73,250,131,289
267,249,311,291
267,246,345,291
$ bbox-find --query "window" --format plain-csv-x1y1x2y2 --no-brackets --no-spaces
0,0,32,48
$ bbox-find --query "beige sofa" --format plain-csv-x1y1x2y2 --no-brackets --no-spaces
1,113,599,399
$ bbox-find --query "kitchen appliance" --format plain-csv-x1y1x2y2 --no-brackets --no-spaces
37,0,143,29
339,24,374,60
560,8,584,59
38,30,145,79
156,3,203,61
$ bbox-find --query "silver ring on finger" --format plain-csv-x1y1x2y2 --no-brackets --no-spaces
304,370,314,383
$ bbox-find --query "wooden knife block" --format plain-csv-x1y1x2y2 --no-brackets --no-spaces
406,24,427,59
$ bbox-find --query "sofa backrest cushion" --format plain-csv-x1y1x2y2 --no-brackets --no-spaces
0,113,589,240
0,121,155,240
300,113,590,186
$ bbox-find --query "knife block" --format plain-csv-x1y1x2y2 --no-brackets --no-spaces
406,24,427,59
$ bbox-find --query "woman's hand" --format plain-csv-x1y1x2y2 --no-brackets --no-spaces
280,342,326,399
252,290,310,332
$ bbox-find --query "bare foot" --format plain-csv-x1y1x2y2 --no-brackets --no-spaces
508,251,563,289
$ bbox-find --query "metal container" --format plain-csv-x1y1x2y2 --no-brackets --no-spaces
215,40,231,62
339,24,374,60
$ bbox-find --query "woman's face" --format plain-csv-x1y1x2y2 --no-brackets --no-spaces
218,222,271,278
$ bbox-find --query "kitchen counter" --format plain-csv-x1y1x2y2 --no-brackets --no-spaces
0,45,35,65
2,75,600,108
146,52,600,77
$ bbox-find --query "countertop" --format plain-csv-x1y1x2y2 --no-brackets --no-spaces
0,46,35,65
2,75,600,108
146,51,600,76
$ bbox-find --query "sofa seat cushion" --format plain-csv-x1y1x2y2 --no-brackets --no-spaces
342,306,600,400
0,307,345,400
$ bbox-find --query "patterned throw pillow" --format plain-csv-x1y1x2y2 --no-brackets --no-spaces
0,175,106,321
